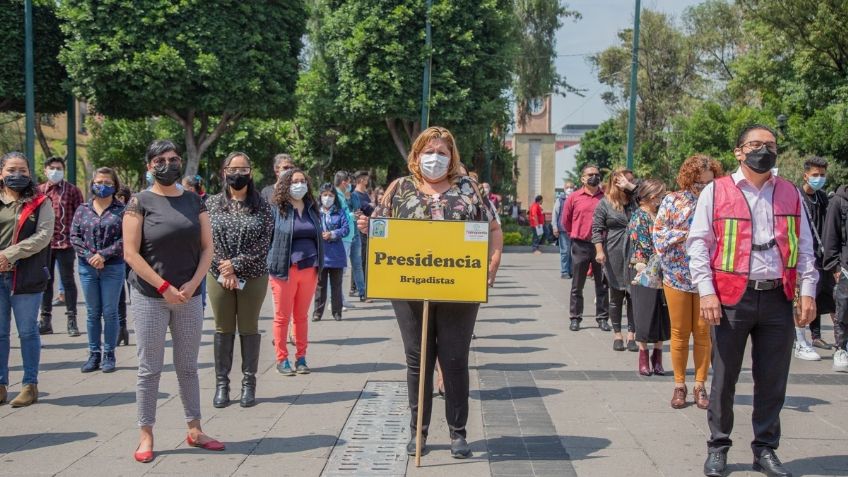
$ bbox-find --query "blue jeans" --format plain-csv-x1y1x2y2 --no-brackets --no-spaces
558,232,572,276
78,260,126,353
0,273,43,385
349,233,366,297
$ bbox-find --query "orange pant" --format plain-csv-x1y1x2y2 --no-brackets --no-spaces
663,285,711,383
270,266,318,362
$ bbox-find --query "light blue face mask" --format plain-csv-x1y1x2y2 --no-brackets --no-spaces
808,176,826,191
145,171,154,186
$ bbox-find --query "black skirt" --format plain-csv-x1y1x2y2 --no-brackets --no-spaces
629,284,670,342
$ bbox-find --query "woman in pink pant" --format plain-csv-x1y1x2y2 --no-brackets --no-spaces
267,169,323,376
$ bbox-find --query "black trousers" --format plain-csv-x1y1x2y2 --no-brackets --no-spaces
570,239,609,321
832,277,848,350
393,300,478,439
360,232,368,278
609,288,634,333
707,287,794,457
41,247,78,318
314,267,343,317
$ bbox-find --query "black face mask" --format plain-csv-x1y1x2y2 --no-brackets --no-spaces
152,163,182,186
586,175,601,187
744,146,777,174
3,173,32,193
226,173,251,191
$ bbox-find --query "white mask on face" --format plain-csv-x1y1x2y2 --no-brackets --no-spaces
321,195,335,208
290,182,308,200
46,168,64,183
419,153,450,181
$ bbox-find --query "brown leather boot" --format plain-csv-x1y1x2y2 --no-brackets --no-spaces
671,385,687,409
638,350,652,376
0,385,6,404
10,384,38,408
693,385,710,410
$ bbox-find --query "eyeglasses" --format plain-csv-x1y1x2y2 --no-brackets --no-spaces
740,141,778,153
224,167,251,175
152,156,181,167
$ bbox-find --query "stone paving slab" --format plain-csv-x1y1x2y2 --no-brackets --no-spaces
1,253,845,476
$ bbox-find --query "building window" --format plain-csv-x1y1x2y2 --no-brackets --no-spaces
529,139,542,202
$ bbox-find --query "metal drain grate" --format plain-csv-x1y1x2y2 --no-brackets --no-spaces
322,381,410,476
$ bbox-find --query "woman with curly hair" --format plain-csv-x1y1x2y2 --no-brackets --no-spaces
653,154,723,409
267,168,322,376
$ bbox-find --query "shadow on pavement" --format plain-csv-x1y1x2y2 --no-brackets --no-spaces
340,315,396,322
471,386,563,400
475,362,564,371
479,318,536,324
40,341,89,351
475,333,556,341
312,337,390,346
733,394,830,412
155,434,338,456
484,435,610,461
785,455,848,476
481,304,541,309
316,362,405,373
40,391,168,407
472,346,547,354
0,432,98,453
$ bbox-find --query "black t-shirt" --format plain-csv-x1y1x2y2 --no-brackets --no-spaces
126,190,206,298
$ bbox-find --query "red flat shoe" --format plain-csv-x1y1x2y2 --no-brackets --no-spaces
186,434,225,451
134,447,154,463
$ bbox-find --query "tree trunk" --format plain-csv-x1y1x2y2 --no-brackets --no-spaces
34,119,53,158
385,117,421,164
165,109,243,178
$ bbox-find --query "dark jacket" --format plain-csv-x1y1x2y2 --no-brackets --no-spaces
13,195,52,294
822,185,848,273
267,201,324,280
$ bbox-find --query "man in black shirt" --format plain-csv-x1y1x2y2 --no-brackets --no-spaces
260,153,295,203
796,156,837,361
351,171,374,302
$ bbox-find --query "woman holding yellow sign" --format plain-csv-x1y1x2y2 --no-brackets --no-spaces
357,126,503,459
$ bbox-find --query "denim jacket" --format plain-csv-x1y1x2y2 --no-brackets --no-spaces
267,201,324,280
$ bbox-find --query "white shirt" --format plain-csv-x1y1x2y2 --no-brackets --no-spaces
687,168,818,298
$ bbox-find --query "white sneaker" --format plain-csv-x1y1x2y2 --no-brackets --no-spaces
833,349,848,372
793,342,821,361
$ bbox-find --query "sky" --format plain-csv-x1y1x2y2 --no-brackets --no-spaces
550,0,705,132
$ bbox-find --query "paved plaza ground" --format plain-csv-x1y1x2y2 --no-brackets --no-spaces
1,252,846,476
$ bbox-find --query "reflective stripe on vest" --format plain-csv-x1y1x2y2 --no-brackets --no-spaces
710,175,800,305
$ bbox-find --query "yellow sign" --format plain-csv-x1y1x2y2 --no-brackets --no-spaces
366,218,489,303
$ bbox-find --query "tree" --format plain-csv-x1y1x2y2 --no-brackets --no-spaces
0,0,69,157
513,0,581,126
573,118,625,178
317,0,516,162
59,0,307,177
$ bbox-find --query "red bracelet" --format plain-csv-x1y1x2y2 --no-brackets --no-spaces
157,280,171,295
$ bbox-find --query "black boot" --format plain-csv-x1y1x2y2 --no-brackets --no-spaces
67,315,80,337
240,334,261,408
38,314,53,335
118,323,129,346
213,333,235,408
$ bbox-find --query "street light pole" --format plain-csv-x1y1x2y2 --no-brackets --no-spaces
625,0,641,170
420,0,432,130
24,0,35,169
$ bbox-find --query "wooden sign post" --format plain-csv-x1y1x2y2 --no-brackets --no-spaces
366,218,489,466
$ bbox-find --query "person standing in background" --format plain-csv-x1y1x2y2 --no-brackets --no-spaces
553,180,575,279
334,172,366,304
261,154,295,204
529,195,545,255
313,183,350,321
351,171,373,302
563,165,609,332
38,156,83,337
793,156,835,362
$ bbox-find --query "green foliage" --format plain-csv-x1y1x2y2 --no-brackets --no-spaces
574,118,625,177
502,231,531,246
59,0,306,176
0,0,68,113
210,119,301,189
513,0,581,125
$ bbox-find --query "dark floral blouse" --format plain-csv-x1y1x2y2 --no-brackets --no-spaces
206,193,274,280
375,176,493,222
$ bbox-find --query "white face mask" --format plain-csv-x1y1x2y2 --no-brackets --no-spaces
321,195,335,208
46,168,64,183
290,182,308,200
419,153,450,181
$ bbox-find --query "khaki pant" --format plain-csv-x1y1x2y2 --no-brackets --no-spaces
663,285,711,383
207,274,268,335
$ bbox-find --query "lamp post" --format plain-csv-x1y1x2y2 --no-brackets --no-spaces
776,114,789,144
420,0,432,130
24,0,35,170
625,0,641,170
